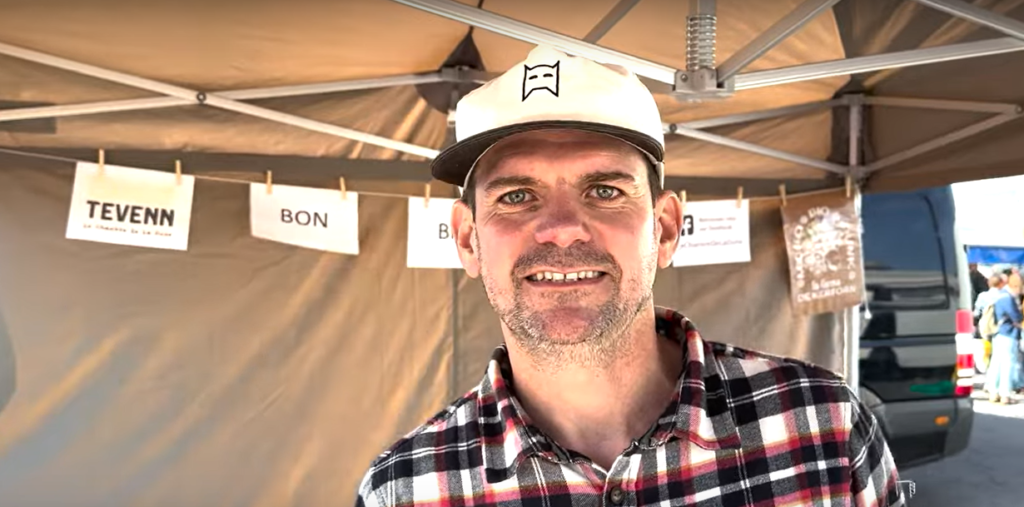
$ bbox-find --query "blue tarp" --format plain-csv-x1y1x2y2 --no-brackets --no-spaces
967,246,1024,264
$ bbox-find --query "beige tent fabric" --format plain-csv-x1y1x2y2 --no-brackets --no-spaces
0,155,456,505
0,0,847,181
2,0,1023,188
0,153,842,506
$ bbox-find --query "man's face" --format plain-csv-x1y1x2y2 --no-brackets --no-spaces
451,130,682,364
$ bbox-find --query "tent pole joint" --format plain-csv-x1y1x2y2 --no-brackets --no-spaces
673,0,737,101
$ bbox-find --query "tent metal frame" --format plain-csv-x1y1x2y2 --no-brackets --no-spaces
0,0,1022,179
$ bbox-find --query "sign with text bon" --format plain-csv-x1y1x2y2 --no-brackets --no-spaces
249,183,360,255
406,197,462,269
65,162,195,250
671,199,751,267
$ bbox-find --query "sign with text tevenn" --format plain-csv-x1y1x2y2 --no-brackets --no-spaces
782,190,865,315
671,199,751,267
249,183,360,255
406,197,463,269
65,162,196,250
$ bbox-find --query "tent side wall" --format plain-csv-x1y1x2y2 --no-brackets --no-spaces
0,154,844,505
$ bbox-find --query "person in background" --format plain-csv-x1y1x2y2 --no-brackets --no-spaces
974,276,1007,323
970,263,989,305
975,275,1007,319
984,274,1023,404
976,274,1007,340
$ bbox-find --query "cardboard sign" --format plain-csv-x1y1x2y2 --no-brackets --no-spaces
672,199,751,267
249,183,359,255
782,190,865,315
406,197,463,269
65,162,195,251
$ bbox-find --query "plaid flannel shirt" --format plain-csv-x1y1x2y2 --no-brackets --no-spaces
355,307,904,507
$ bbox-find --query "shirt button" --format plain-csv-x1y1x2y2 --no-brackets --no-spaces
607,486,625,505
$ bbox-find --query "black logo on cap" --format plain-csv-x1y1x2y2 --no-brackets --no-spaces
522,61,560,101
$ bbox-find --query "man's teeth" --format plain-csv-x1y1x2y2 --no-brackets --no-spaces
528,271,603,282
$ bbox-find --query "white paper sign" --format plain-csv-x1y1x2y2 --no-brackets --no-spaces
249,183,359,255
407,197,463,269
65,162,195,251
672,199,751,267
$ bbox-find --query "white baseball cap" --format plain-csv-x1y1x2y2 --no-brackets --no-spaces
430,45,666,188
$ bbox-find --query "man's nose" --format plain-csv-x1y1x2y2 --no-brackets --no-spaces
533,199,591,248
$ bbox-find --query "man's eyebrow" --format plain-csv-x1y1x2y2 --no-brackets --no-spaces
482,175,543,195
578,170,641,187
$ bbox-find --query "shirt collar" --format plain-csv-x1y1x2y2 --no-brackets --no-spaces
476,306,741,483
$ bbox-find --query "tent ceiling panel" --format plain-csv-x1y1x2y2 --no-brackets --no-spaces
0,0,1023,191
0,0,472,88
664,109,837,180
865,114,1024,192
0,0,848,157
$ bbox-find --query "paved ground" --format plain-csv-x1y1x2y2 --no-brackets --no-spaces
898,384,1024,506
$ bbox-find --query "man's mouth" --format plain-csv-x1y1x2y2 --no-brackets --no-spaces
525,270,607,283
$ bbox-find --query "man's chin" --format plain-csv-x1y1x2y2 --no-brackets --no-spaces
525,306,605,342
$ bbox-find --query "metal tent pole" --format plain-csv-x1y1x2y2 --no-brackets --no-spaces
845,97,863,391
865,110,1023,173
389,0,679,84
669,98,845,130
913,0,1024,41
734,36,1024,89
717,0,842,82
668,124,850,174
0,73,448,123
392,0,1024,93
864,96,1020,114
0,41,439,159
583,0,641,43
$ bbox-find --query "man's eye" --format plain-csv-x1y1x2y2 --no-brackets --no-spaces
500,190,531,205
591,185,621,200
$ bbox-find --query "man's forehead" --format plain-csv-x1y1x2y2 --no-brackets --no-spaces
473,130,647,183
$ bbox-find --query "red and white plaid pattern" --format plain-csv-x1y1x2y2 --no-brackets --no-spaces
355,307,904,507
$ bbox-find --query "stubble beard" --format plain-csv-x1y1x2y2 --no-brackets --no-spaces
475,230,659,373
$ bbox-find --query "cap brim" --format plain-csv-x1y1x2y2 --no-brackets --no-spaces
430,120,665,187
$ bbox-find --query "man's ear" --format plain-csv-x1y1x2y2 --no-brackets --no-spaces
451,200,480,278
654,190,683,269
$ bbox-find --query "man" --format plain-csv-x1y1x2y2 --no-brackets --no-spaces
355,46,903,507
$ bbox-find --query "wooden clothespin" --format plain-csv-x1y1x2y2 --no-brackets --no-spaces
339,177,348,200
175,159,182,186
98,149,105,175
424,182,432,208
736,186,744,209
266,170,273,195
678,189,687,212
845,175,852,198
779,183,787,207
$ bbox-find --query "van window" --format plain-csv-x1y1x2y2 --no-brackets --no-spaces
861,191,950,312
